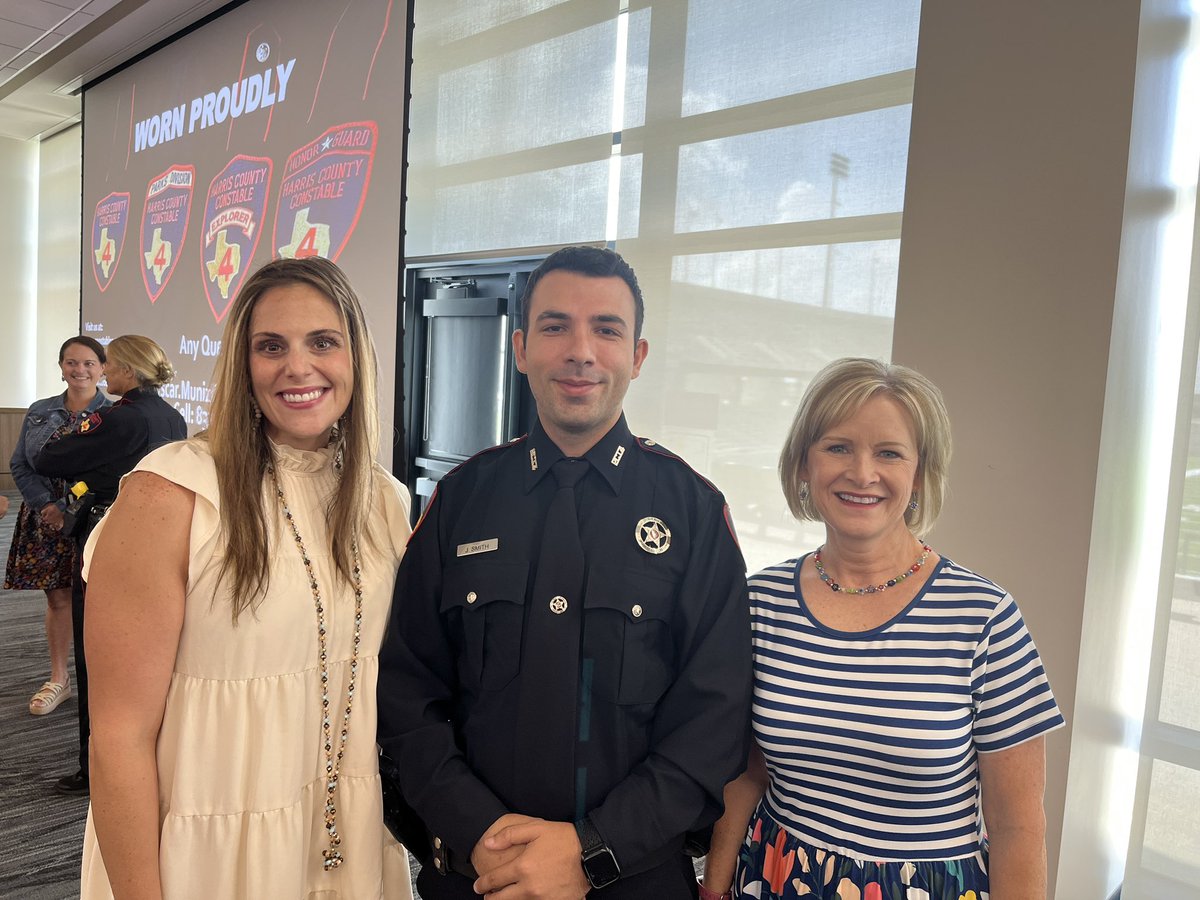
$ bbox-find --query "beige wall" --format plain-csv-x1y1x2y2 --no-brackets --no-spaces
896,1,1157,896
36,127,83,399
0,136,39,409
0,128,82,411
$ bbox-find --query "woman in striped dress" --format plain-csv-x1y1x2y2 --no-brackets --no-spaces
701,358,1064,900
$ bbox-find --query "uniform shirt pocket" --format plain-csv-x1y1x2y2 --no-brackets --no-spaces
583,569,677,706
441,560,529,692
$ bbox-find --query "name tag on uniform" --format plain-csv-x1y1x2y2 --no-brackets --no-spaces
457,538,499,557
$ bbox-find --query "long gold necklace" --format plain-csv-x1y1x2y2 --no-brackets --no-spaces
269,462,363,871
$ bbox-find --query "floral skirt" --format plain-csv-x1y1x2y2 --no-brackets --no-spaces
734,803,989,900
4,498,77,591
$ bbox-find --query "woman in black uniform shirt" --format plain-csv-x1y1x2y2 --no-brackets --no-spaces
35,334,187,794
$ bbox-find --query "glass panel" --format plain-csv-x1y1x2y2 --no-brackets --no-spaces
415,160,612,256
676,107,912,233
1161,368,1200,729
1142,760,1200,889
672,241,900,317
414,19,618,167
413,0,573,46
616,153,643,240
682,0,920,116
621,8,651,131
624,246,897,575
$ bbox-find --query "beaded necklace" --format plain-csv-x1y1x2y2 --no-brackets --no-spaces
814,542,932,595
268,459,363,871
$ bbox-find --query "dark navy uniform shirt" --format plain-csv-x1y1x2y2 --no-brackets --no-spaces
33,386,188,505
378,415,752,878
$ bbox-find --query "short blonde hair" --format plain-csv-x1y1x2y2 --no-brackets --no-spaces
106,334,176,389
779,358,952,537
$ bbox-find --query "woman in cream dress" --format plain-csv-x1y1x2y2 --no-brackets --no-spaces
80,257,413,899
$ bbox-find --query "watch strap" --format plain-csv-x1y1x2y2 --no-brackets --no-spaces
574,815,605,854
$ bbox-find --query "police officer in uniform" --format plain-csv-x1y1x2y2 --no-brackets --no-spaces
34,334,187,795
378,247,752,899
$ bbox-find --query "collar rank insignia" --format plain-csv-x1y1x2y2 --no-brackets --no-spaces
529,448,538,471
611,446,625,466
635,516,671,554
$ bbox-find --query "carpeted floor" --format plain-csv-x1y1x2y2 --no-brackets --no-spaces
0,488,425,898
0,488,707,898
0,489,87,899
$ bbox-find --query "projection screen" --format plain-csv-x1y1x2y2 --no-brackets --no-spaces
81,0,408,463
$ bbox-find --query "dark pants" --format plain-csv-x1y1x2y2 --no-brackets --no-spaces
70,535,89,776
415,852,699,900
70,510,106,778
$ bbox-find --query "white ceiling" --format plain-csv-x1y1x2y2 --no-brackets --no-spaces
0,0,230,142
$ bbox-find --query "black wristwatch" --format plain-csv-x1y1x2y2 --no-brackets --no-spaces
575,816,621,889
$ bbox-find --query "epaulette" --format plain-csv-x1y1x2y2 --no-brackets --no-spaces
634,435,722,495
443,433,527,480
408,434,530,539
635,435,740,547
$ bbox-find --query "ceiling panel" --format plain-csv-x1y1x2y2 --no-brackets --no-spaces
0,0,224,141
2,0,78,31
0,19,48,50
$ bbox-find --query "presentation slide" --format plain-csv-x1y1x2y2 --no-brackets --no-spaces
81,0,407,460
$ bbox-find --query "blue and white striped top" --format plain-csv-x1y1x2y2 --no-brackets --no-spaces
749,555,1065,861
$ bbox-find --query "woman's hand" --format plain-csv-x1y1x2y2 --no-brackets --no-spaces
40,502,64,530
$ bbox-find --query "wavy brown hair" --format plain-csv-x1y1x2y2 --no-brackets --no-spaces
203,257,382,621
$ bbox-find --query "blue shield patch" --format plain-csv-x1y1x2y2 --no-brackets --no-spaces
273,121,377,262
140,165,195,303
91,192,130,293
201,155,273,323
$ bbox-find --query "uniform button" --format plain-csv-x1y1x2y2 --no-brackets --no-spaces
466,591,477,604
644,439,657,446
433,836,442,849
433,857,444,872
632,604,643,618
550,595,568,614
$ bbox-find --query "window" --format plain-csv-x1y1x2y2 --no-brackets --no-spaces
407,0,922,572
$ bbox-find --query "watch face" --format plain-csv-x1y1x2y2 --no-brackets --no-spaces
583,847,621,888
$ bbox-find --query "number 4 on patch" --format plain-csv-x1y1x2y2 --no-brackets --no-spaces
205,229,242,299
278,207,331,260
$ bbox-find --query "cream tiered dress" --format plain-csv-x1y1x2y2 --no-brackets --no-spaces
79,438,413,899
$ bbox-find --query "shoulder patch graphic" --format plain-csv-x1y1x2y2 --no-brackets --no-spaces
140,164,195,303
201,155,273,323
274,121,377,263
77,412,104,435
91,192,131,292
722,504,740,548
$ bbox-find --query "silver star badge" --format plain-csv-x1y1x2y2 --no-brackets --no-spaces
635,516,671,554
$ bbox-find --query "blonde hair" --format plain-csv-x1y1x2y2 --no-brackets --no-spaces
779,358,952,537
203,257,382,621
106,335,176,389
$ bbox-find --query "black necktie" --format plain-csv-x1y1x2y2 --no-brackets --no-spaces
512,458,587,819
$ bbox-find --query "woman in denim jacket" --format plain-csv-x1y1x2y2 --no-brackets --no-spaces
5,336,110,717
